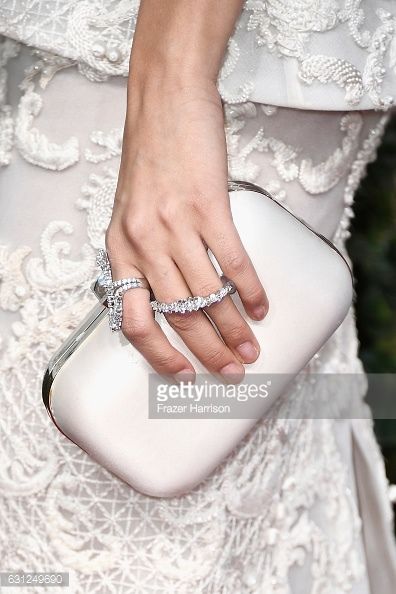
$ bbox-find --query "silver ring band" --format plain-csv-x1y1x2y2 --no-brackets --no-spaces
96,248,151,332
151,276,236,315
96,248,237,331
112,277,151,292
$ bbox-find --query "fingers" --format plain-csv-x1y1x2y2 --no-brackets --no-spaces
203,213,269,321
173,235,260,365
105,203,266,384
108,254,195,382
107,248,245,383
146,257,246,383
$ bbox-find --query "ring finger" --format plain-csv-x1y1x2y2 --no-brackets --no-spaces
173,236,260,365
146,256,246,382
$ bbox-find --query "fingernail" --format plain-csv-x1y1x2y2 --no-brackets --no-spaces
174,369,196,383
236,341,259,363
252,305,267,320
219,362,245,384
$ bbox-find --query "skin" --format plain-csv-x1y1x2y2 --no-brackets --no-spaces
105,0,269,383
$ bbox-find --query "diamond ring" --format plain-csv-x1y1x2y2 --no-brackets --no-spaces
96,248,237,332
96,248,151,332
151,277,236,314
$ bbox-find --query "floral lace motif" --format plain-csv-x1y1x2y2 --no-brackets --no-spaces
0,43,395,593
1,1,396,109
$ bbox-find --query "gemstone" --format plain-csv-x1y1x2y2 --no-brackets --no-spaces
97,273,106,286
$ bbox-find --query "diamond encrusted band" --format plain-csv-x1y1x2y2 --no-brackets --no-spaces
96,248,237,331
96,248,151,332
151,278,236,315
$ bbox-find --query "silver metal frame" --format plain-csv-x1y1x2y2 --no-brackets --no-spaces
42,180,354,418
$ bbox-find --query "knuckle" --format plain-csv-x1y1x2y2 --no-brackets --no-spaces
106,217,160,266
225,322,249,344
166,310,197,332
122,315,152,342
157,197,180,229
199,281,222,297
206,347,229,369
245,285,267,306
224,250,248,275
124,216,150,246
156,353,184,372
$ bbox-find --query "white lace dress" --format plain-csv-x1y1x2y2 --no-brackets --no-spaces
1,2,396,593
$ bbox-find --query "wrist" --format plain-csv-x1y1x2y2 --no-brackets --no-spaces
126,62,221,114
128,43,222,90
127,1,235,90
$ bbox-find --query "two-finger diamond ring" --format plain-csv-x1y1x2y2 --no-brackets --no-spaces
95,248,237,332
150,279,236,314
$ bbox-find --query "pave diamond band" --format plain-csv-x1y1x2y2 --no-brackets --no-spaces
151,279,236,314
96,248,237,332
96,248,151,332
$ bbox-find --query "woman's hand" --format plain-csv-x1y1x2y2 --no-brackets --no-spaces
105,0,268,383
105,74,269,383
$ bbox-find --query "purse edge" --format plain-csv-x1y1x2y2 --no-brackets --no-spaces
42,180,355,418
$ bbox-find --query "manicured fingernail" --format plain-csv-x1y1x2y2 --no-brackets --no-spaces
219,362,244,384
253,305,267,320
174,369,195,383
236,341,259,363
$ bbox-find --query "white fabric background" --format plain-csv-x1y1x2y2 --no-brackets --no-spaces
1,1,396,110
0,41,396,593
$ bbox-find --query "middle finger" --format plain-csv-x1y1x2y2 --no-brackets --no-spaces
147,257,246,382
173,236,260,365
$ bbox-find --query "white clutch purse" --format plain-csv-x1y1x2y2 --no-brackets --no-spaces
42,180,354,497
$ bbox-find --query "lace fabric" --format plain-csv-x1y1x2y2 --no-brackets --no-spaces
1,1,396,110
0,39,396,593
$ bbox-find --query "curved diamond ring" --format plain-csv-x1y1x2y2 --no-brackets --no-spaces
96,248,237,331
151,276,236,315
96,248,151,332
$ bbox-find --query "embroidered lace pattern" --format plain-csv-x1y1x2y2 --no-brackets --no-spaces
0,1,396,109
0,40,395,593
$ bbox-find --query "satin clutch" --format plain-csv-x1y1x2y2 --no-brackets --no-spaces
42,180,354,497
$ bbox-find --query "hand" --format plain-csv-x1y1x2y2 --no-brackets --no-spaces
105,77,269,383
